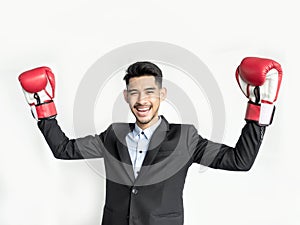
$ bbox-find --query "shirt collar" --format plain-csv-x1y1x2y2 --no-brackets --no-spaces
133,116,162,140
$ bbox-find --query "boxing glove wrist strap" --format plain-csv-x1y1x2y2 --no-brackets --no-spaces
245,101,275,126
35,101,57,120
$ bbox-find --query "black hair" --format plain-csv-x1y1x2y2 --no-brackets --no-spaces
123,61,163,88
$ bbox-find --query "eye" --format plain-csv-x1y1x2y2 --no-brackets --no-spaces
130,91,138,95
146,90,154,94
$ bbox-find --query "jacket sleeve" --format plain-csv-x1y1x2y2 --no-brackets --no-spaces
189,122,266,171
38,119,107,160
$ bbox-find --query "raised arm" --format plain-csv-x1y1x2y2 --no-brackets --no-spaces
190,57,283,171
18,67,105,160
190,122,265,171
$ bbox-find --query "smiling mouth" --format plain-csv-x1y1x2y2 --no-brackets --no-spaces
136,106,150,111
134,105,152,116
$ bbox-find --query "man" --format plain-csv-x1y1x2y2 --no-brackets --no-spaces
18,57,282,225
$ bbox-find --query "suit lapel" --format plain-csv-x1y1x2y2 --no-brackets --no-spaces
116,141,132,165
112,123,135,182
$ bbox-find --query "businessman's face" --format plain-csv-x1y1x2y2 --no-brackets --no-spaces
124,75,167,129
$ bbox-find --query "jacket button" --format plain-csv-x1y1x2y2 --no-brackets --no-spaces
132,188,138,195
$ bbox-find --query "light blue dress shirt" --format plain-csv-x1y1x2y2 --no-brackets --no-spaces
125,117,162,178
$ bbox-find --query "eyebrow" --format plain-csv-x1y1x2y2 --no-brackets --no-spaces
127,87,157,92
145,87,156,91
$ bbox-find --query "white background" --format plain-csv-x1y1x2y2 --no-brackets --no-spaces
0,0,299,225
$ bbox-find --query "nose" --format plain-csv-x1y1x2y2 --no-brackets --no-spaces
137,92,147,103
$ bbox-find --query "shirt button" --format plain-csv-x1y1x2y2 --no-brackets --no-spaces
132,188,138,195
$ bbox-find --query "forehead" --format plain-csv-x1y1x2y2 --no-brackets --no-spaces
127,75,158,89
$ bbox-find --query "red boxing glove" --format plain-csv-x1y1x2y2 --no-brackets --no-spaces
236,57,283,125
19,66,57,120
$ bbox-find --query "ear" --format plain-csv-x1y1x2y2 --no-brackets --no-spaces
123,89,129,103
159,87,167,101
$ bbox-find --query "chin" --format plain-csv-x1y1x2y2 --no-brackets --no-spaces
135,115,151,123
135,113,158,126
138,118,152,125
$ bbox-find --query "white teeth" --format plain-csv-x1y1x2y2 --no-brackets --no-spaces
136,107,150,112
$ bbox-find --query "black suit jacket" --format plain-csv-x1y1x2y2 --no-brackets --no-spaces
38,116,265,225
